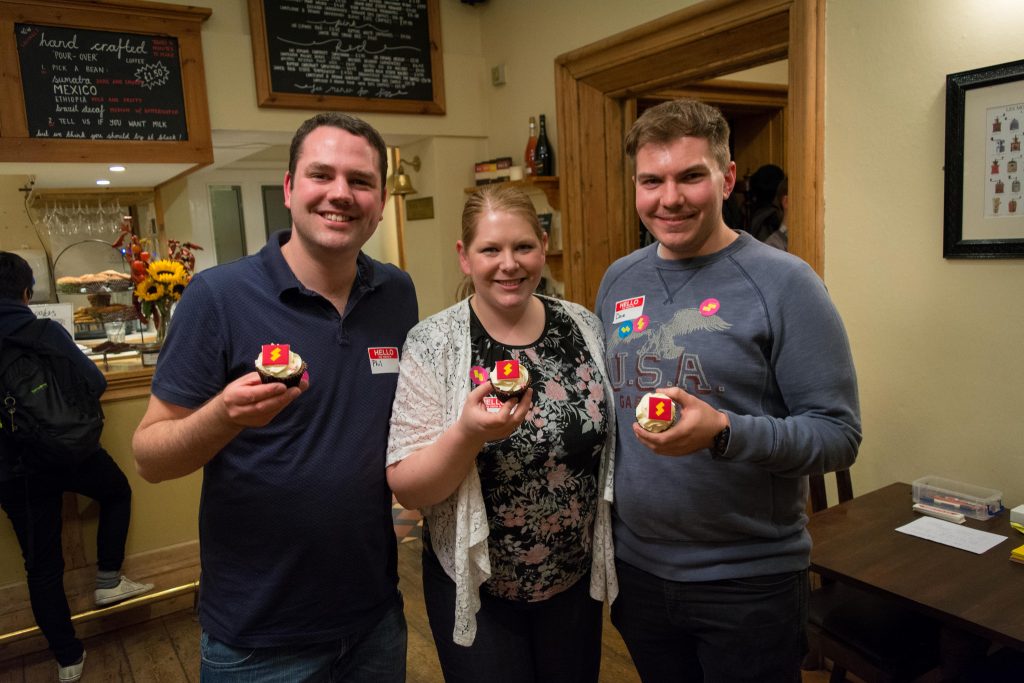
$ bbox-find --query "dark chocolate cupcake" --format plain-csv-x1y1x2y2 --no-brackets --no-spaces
254,343,307,388
489,359,532,400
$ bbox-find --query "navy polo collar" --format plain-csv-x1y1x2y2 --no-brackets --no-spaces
260,230,379,300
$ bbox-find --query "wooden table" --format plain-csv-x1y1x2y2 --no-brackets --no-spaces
807,482,1024,651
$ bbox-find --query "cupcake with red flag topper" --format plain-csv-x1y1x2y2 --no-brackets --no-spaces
255,343,306,388
635,392,677,433
489,359,532,401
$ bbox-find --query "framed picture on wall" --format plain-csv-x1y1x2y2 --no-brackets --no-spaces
944,58,1024,258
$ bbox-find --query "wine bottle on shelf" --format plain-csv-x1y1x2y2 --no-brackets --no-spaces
524,116,537,177
533,114,554,177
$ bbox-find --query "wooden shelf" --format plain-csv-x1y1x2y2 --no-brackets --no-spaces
465,176,559,210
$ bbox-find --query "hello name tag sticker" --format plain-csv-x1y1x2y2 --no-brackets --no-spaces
483,396,503,413
367,347,400,374
613,296,646,324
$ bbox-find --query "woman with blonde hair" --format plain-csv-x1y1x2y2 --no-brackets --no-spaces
386,185,616,682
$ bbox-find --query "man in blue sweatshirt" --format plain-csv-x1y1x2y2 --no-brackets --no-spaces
596,99,861,682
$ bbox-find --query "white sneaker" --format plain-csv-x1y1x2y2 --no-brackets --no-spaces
58,651,85,682
94,575,154,606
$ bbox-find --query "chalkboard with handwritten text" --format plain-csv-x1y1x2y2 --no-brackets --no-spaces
15,23,188,141
249,0,445,115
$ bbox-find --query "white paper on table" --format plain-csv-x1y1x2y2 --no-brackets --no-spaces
895,516,1007,554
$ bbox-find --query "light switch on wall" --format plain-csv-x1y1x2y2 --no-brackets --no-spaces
490,63,506,86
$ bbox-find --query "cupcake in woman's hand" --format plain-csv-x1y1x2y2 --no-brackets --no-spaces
635,391,677,433
489,359,532,401
255,343,306,388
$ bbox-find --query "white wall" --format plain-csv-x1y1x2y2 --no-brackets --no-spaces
472,0,699,172
825,0,1024,506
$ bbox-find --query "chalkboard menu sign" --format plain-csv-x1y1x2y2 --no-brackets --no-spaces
249,0,445,115
15,23,188,141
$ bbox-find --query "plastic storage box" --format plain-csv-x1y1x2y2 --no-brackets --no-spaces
912,475,1003,521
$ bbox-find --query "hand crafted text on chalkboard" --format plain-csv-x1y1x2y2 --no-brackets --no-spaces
16,23,189,142
262,0,435,102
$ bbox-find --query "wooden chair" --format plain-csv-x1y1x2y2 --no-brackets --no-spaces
805,470,942,683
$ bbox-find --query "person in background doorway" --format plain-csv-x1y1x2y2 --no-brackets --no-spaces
746,163,785,242
132,112,418,682
386,185,617,683
597,99,861,682
0,251,152,683
765,177,789,251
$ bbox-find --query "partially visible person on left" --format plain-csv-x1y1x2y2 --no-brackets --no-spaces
0,251,152,683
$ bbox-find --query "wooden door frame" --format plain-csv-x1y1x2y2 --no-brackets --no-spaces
555,0,824,306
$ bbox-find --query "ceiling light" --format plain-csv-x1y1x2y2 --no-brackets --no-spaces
96,179,111,185
109,165,126,172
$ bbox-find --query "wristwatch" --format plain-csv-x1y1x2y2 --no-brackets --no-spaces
711,424,731,458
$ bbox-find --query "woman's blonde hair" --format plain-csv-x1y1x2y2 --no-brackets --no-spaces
456,185,545,299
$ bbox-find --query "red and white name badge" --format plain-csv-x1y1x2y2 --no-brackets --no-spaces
483,396,504,413
612,296,646,324
367,347,400,374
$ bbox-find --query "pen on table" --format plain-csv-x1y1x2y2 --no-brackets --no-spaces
919,496,985,513
933,494,985,510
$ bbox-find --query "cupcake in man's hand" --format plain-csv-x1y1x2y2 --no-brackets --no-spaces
635,391,677,433
255,343,306,388
489,359,532,401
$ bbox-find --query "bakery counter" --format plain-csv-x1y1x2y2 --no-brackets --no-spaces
79,337,156,403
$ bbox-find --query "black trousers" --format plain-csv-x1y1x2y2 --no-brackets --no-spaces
421,544,603,683
0,448,132,666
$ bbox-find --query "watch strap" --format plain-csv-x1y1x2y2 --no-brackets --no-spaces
712,425,731,458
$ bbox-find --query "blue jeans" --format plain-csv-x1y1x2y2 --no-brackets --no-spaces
199,598,407,683
610,559,807,683
422,545,602,683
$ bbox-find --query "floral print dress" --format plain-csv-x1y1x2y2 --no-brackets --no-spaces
468,298,608,602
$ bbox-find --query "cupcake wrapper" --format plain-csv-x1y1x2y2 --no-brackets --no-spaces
638,419,673,433
258,361,307,388
493,374,532,401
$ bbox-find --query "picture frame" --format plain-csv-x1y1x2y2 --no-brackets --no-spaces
944,58,1024,258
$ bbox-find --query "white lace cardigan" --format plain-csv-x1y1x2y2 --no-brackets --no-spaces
386,296,617,646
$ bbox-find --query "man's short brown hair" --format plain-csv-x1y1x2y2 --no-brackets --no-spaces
625,99,731,172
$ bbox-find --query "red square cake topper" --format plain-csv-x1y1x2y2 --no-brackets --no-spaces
648,396,671,422
498,359,520,380
262,344,290,366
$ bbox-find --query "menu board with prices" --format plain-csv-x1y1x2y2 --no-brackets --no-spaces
249,0,444,114
15,22,189,142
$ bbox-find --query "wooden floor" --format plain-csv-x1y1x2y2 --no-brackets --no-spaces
0,539,836,682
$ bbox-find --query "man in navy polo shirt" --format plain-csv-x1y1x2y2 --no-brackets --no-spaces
133,112,418,682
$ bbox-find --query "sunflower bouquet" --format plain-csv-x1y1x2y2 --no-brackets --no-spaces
112,226,202,344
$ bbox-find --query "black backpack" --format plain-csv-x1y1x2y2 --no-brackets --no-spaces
0,319,104,472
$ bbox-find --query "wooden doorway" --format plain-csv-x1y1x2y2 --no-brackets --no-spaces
554,0,823,306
